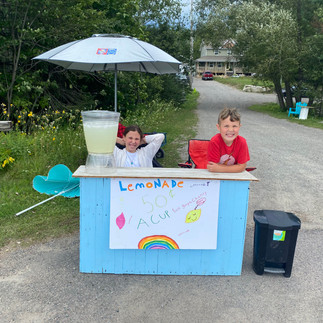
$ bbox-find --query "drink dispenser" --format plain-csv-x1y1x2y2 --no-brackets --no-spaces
81,110,120,168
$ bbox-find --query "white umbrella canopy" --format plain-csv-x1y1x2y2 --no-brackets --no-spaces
33,34,181,111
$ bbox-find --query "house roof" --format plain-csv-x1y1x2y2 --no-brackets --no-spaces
200,39,236,50
195,56,239,63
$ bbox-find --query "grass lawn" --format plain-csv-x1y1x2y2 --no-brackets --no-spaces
0,91,199,249
2,83,321,251
214,76,323,129
214,76,274,92
249,103,323,130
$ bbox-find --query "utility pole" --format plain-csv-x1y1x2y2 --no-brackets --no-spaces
189,0,194,87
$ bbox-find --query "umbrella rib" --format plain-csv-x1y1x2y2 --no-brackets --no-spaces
150,62,163,74
132,38,155,60
139,62,148,73
42,39,83,60
132,39,164,74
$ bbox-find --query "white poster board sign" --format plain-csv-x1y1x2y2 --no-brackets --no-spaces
110,178,220,250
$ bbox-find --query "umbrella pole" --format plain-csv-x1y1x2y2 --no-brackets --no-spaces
114,64,117,112
15,184,79,216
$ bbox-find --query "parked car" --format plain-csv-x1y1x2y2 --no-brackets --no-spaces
202,71,213,80
282,86,309,98
176,73,189,85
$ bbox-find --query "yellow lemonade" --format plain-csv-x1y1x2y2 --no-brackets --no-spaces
83,122,118,154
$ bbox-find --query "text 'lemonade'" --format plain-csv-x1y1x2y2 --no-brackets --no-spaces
83,121,118,154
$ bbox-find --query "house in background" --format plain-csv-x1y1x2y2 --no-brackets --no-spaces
195,40,251,77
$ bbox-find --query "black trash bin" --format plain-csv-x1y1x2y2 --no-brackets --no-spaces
253,210,301,278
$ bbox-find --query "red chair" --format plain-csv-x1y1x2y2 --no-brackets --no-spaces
178,139,210,169
178,139,256,171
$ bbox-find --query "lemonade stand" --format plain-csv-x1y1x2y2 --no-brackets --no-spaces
73,118,258,275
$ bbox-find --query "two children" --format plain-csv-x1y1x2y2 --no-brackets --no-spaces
207,108,249,173
115,107,248,172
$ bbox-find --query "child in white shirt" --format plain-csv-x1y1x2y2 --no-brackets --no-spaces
114,125,164,167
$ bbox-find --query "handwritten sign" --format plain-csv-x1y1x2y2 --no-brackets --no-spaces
110,178,220,249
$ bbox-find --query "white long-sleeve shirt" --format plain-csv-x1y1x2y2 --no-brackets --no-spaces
113,133,164,167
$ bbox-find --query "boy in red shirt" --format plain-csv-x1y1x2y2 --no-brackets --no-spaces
207,108,249,173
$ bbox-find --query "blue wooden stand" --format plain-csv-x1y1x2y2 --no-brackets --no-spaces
73,167,257,275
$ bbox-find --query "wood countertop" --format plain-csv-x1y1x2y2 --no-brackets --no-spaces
73,166,258,181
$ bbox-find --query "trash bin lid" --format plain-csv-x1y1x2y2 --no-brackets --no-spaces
253,210,301,229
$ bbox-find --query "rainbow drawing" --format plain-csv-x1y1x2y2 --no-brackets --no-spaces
138,235,179,250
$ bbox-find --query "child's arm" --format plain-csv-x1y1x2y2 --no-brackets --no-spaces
207,161,247,173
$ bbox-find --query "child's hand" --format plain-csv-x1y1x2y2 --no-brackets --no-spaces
116,137,125,146
207,161,217,172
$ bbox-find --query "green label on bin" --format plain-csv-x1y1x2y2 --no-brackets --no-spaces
273,230,285,241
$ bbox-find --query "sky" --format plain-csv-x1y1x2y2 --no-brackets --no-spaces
181,0,191,16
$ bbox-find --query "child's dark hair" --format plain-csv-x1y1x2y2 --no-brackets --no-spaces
218,108,241,124
123,125,144,139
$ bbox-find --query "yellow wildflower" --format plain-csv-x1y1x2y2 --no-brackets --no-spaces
28,112,33,117
53,137,55,141
8,157,15,163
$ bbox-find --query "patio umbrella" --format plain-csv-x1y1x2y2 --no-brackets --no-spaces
15,164,80,216
33,34,181,111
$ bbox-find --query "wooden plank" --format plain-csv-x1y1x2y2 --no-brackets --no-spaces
79,178,111,273
218,180,250,275
79,176,252,275
73,165,258,182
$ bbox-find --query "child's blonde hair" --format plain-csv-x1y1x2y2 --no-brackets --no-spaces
218,108,241,124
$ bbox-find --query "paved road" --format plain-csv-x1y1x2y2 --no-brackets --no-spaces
1,78,322,323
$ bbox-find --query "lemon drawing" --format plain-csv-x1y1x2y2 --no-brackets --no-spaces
185,209,202,223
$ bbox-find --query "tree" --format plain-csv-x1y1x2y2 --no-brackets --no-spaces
195,0,299,110
0,0,189,120
0,0,109,117
232,2,298,110
270,0,323,106
303,5,323,114
137,0,182,26
196,0,322,109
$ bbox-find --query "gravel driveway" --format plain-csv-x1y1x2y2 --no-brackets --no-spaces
192,77,323,229
1,78,322,323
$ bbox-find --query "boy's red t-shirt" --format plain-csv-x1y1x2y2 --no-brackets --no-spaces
208,133,250,165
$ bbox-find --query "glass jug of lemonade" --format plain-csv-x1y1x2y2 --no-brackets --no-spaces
81,110,120,168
